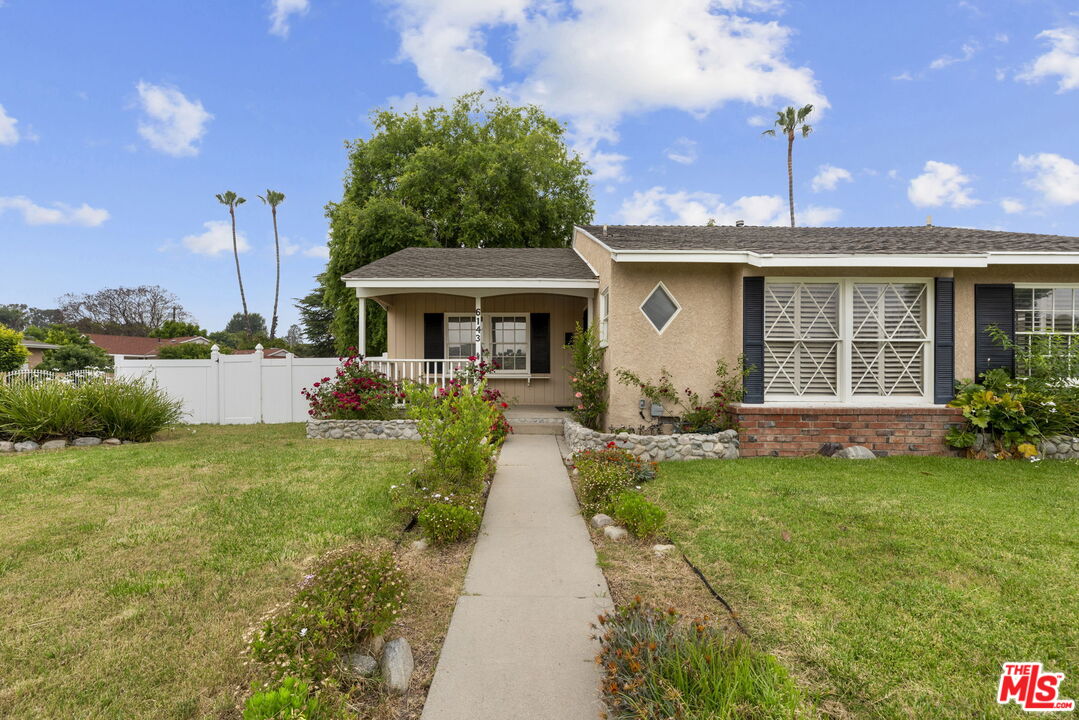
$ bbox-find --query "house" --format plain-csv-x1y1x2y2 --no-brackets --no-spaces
342,224,1079,456
21,339,61,368
86,333,211,360
232,347,292,359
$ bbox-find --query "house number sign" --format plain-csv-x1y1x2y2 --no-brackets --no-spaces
474,308,482,343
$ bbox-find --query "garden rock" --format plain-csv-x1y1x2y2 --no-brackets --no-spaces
409,538,429,551
834,445,877,460
818,442,843,457
41,439,68,451
604,525,628,541
364,634,385,657
380,637,414,692
104,438,122,446
346,652,378,678
73,437,102,447
652,544,677,556
0,441,15,453
14,441,40,452
590,513,614,529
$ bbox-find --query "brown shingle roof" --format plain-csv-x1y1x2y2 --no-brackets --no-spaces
581,225,1079,254
87,334,208,356
342,247,596,280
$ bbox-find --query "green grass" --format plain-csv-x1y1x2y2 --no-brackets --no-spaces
649,456,1079,719
0,424,425,720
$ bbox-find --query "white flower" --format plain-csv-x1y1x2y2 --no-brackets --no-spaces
299,627,308,637
1046,401,1056,406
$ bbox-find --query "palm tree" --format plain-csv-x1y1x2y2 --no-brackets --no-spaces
762,104,814,227
215,191,249,317
257,190,286,339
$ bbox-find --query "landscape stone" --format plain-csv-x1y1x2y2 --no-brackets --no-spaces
409,538,429,551
590,513,614,529
818,442,843,457
364,634,385,657
14,441,40,452
73,437,102,447
346,652,378,678
380,637,414,693
563,419,739,462
0,441,15,453
834,445,877,460
603,525,628,541
652,544,677,556
41,439,68,450
103,438,122,445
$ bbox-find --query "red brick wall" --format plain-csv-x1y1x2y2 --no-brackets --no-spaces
737,406,964,457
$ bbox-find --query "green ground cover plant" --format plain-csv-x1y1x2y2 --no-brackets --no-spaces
644,456,1079,718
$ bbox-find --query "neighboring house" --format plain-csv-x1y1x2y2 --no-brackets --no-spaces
86,333,211,360
232,347,291,358
342,224,1079,455
21,339,61,368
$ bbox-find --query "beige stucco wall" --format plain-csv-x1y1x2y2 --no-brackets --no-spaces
381,292,586,406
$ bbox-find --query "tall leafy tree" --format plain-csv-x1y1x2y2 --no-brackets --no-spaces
215,191,249,317
257,189,286,339
321,92,594,354
763,104,814,227
58,285,190,335
295,287,336,357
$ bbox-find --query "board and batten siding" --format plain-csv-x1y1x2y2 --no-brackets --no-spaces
382,292,586,406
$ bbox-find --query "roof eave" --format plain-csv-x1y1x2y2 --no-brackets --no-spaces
607,250,1079,267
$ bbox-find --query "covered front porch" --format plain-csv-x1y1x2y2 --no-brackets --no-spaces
342,247,600,407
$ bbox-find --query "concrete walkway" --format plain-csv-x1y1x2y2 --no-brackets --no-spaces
421,434,611,720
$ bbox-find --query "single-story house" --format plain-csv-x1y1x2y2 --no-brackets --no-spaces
21,339,61,368
87,333,211,360
232,347,292,359
343,224,1079,456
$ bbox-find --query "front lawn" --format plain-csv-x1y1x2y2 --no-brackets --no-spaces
647,457,1079,718
0,425,430,719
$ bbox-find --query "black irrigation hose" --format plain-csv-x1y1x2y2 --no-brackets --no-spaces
679,550,751,639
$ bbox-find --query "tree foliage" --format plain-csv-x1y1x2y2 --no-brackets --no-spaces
58,285,191,336
40,344,113,371
224,312,268,336
295,288,336,357
0,304,64,332
0,325,30,372
762,104,814,228
149,320,207,339
157,342,219,359
318,92,594,354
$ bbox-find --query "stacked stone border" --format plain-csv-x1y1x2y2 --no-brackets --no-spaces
563,418,739,461
1034,435,1079,460
306,419,421,441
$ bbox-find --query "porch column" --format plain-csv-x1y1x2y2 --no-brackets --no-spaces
474,296,483,360
357,295,366,356
586,294,594,331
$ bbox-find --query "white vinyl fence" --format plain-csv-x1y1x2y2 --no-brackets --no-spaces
114,346,341,424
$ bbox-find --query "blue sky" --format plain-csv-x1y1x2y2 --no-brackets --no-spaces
2,0,1078,334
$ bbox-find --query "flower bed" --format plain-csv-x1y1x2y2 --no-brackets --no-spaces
564,419,739,461
306,419,420,441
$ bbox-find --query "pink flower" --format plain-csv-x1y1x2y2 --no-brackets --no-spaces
577,404,585,410
574,391,583,398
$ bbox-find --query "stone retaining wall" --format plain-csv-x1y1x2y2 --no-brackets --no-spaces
306,419,420,441
563,419,739,461
1040,436,1079,460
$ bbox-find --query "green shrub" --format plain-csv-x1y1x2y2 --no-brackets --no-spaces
418,502,482,545
610,492,666,538
81,378,184,441
597,600,807,720
249,549,406,684
565,323,608,430
574,445,658,484
578,461,635,515
243,677,324,720
405,380,499,490
0,380,93,441
0,324,29,372
39,344,113,371
301,353,400,420
156,343,217,359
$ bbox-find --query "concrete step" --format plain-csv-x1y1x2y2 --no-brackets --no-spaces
510,419,565,435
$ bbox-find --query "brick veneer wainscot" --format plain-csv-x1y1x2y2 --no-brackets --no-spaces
737,406,964,457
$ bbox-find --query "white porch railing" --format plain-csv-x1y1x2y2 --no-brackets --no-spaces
364,357,472,390
2,368,113,386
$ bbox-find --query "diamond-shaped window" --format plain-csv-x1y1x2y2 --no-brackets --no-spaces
640,283,680,333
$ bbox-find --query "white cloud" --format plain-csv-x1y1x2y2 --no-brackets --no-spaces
1016,152,1079,205
665,137,697,165
929,41,978,70
618,186,839,226
811,164,852,192
0,196,109,226
279,236,300,256
1017,27,1079,92
746,114,770,127
303,244,330,259
386,0,827,181
1000,198,1025,214
892,71,914,81
907,161,978,208
135,81,213,157
182,220,251,256
269,0,310,37
0,104,20,145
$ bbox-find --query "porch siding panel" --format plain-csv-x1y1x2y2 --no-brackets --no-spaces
383,292,585,406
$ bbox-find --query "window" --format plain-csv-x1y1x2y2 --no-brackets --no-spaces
599,288,610,345
446,316,474,360
490,315,528,371
764,279,932,402
640,282,680,333
1015,286,1079,376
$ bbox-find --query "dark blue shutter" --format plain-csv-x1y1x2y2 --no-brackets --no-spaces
530,313,551,374
743,277,765,403
934,278,955,403
974,284,1015,379
423,313,444,373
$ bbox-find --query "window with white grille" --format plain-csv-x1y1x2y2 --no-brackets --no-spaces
490,316,528,371
446,316,474,360
1015,286,1079,377
763,279,932,402
640,282,680,333
599,288,610,345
